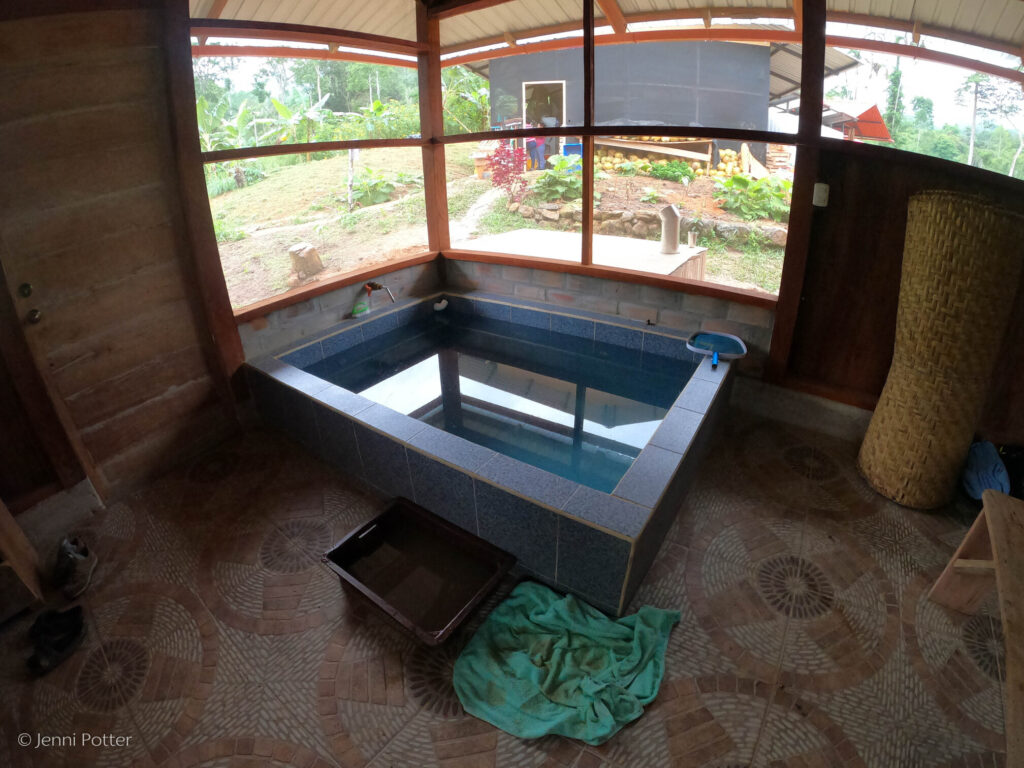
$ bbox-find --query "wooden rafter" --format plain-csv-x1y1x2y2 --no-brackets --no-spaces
440,8,792,56
207,0,228,19
595,0,627,35
428,0,515,20
438,7,1024,63
827,34,1024,85
189,19,426,55
444,29,801,68
828,11,1023,58
191,45,417,68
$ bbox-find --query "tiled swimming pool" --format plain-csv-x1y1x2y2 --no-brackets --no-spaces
247,292,733,615
301,312,693,493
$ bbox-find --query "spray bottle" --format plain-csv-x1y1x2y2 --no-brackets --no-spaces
351,283,374,318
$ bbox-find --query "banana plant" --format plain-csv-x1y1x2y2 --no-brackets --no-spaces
256,93,333,146
196,96,261,188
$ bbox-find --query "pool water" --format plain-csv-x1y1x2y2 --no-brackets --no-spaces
304,314,695,493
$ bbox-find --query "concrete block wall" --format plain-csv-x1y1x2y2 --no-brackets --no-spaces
234,257,775,376
236,262,441,358
445,259,775,375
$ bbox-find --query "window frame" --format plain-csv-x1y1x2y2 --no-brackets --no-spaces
178,1,1024,338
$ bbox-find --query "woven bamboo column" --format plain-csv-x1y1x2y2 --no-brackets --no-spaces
858,190,1024,509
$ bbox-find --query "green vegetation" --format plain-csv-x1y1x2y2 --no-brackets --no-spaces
351,169,396,207
477,198,543,236
447,180,489,219
701,232,784,294
640,187,662,204
194,56,489,196
531,155,584,202
213,215,245,243
714,174,792,223
648,160,695,184
835,56,1023,179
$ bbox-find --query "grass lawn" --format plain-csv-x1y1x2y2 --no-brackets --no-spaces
210,143,781,308
210,145,477,308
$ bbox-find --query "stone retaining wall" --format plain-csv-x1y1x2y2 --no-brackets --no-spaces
513,202,788,247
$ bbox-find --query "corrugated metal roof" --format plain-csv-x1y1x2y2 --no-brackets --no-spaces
188,0,419,42
770,43,859,103
188,0,1024,56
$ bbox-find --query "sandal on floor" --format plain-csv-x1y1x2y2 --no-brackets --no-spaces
27,606,86,677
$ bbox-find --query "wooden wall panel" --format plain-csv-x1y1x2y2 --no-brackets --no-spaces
0,8,236,496
787,146,1024,444
0,48,163,123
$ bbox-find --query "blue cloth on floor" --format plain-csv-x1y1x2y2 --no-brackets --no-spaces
963,441,1010,500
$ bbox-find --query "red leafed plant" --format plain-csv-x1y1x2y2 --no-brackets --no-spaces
487,141,527,203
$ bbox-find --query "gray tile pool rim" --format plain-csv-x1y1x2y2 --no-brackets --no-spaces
251,294,732,614
273,290,709,367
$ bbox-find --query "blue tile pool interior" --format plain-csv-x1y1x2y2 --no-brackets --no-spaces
253,292,732,615
300,311,695,493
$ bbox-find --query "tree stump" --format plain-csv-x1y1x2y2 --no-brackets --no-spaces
288,242,324,280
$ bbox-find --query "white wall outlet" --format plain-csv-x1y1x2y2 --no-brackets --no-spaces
812,182,830,207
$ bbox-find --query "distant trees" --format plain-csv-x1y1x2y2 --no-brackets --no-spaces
194,53,492,197
828,45,1023,179
194,54,491,144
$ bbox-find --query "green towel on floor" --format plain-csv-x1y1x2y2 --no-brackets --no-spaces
452,581,680,746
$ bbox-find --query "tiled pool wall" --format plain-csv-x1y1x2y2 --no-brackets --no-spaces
236,262,441,359
445,258,774,376
247,293,733,616
236,258,775,376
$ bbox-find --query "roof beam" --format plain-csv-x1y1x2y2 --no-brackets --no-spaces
439,7,1022,65
191,45,418,69
828,11,1022,58
444,28,801,67
440,8,792,55
207,0,228,19
595,0,627,35
827,35,1024,85
428,0,516,20
190,19,426,55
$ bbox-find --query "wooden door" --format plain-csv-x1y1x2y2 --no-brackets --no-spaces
0,351,60,511
0,261,85,511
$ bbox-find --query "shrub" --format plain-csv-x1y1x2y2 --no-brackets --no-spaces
351,168,395,207
616,160,639,176
715,174,792,222
395,171,424,187
488,141,528,203
640,187,662,204
213,216,245,243
648,160,694,184
531,154,583,202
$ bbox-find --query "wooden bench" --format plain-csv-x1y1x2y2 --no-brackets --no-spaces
929,490,1023,766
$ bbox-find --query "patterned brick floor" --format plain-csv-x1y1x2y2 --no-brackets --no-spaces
0,411,1007,767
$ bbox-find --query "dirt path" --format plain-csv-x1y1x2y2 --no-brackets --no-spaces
449,187,504,242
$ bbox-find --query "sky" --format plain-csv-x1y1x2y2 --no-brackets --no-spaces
825,23,1024,130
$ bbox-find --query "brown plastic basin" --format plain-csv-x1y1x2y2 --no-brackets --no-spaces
322,497,515,645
